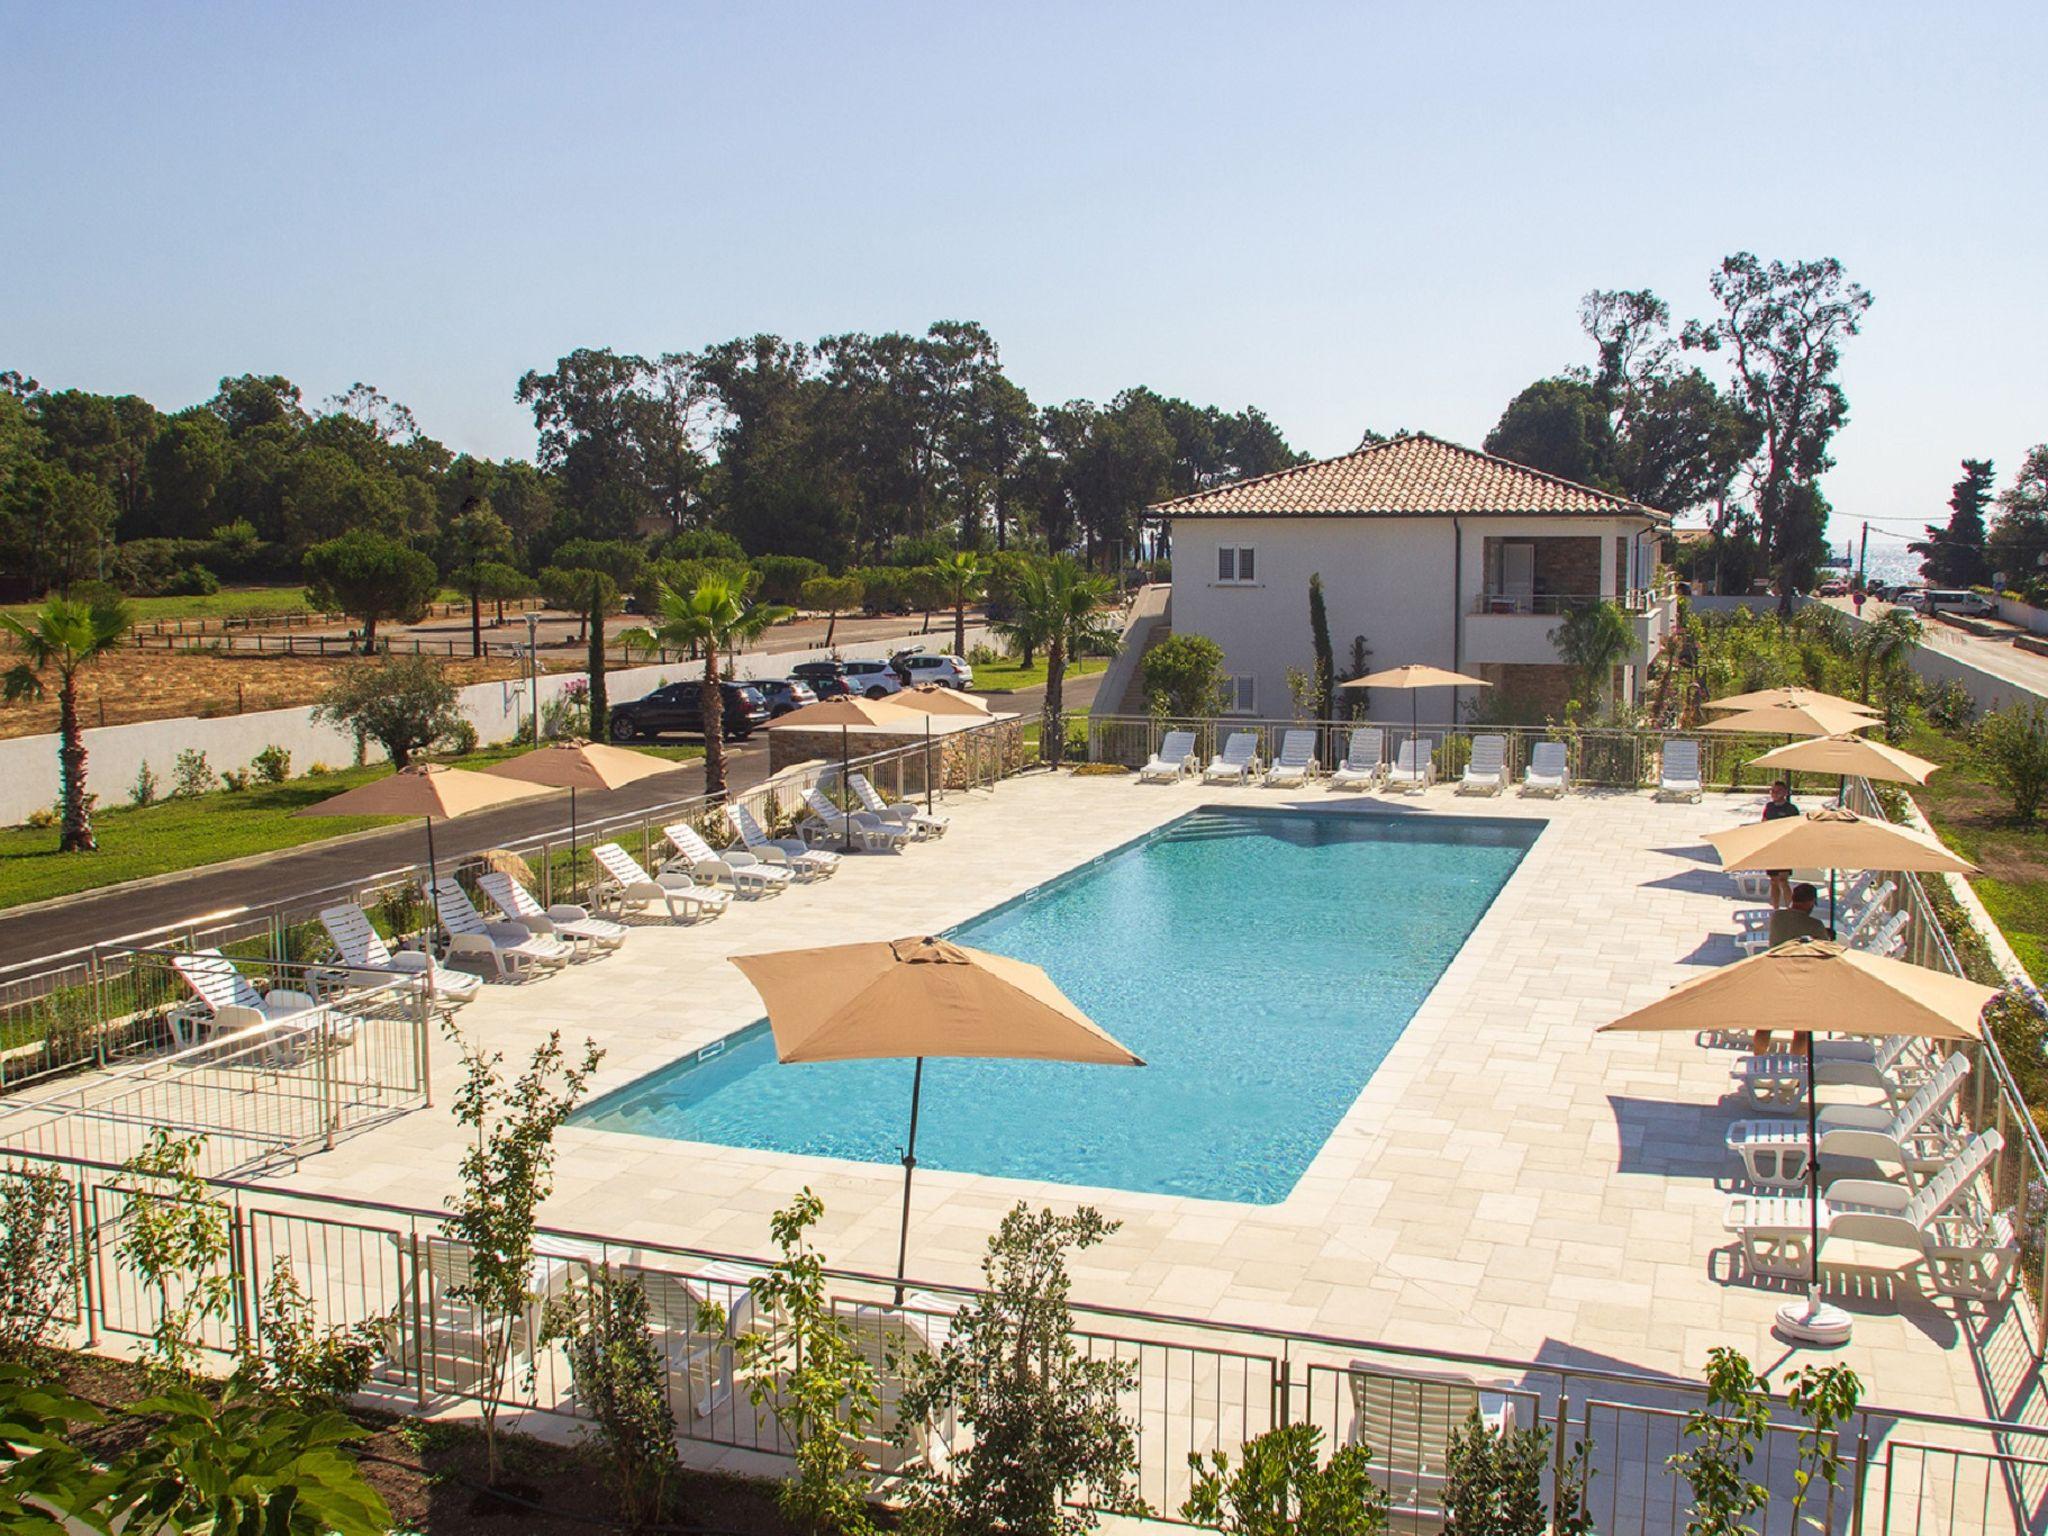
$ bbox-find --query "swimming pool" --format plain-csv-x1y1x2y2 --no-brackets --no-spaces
571,808,1538,1203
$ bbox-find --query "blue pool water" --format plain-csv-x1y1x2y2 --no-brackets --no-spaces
571,808,1538,1203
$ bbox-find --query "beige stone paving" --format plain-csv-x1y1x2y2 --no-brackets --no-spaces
196,773,2048,1421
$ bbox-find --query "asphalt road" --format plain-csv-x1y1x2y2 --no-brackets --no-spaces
0,670,1103,968
1819,596,2048,703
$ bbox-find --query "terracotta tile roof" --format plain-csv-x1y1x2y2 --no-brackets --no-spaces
1150,432,1667,522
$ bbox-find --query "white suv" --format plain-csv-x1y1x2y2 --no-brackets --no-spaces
838,658,906,698
898,653,975,690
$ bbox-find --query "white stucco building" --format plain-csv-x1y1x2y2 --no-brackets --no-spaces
1147,433,1674,723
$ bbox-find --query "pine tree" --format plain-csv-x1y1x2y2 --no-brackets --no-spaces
1910,458,1994,587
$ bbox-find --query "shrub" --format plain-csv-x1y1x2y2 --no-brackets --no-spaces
1973,701,2048,821
1184,1423,1386,1535
1442,1412,1554,1536
968,642,1003,667
542,1270,682,1527
172,748,217,797
1926,679,1978,733
305,761,333,777
129,760,160,807
117,1128,235,1382
438,717,479,756
738,1190,880,1536
24,807,56,829
1070,762,1132,776
251,744,292,783
540,685,588,741
0,1163,76,1361
1142,633,1228,718
220,768,251,792
897,1204,1144,1536
249,1257,376,1406
166,562,219,596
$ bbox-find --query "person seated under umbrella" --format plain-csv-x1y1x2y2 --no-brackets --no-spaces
1752,884,1830,1054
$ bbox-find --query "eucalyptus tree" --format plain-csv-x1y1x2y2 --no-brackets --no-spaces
1683,254,1873,611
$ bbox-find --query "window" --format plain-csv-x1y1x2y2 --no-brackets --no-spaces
1226,675,1256,713
1216,546,1257,584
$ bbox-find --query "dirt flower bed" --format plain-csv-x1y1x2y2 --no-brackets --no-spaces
55,1351,810,1536
0,646,558,740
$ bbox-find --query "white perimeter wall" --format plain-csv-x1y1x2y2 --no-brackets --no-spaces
0,627,992,826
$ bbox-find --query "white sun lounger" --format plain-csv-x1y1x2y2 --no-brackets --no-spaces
1458,734,1508,796
1521,739,1568,797
1384,738,1433,794
800,787,913,852
432,877,573,980
1346,1366,1513,1527
476,869,625,956
1850,909,1911,959
849,772,949,839
1139,729,1199,783
845,1300,961,1475
1657,739,1704,802
1327,728,1385,791
317,902,480,1016
726,803,840,879
1728,1051,1971,1188
1732,1032,1931,1109
1263,730,1319,788
664,822,794,897
1202,732,1260,785
171,947,355,1054
589,842,729,922
1724,1129,2017,1300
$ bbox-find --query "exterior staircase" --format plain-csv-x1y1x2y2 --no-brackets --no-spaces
1096,583,1174,718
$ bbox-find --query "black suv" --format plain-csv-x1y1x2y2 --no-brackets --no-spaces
609,681,772,742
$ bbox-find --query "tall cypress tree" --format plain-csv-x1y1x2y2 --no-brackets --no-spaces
1308,573,1336,722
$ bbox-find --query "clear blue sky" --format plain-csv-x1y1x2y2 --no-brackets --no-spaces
4,2,2042,549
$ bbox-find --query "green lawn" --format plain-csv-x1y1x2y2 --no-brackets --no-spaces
0,741,701,910
972,654,1107,693
1899,722,2048,982
6,585,474,625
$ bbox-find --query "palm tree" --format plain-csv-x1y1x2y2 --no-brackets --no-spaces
640,574,793,794
932,550,986,658
1553,599,1637,707
2,591,133,851
992,556,1120,766
1854,607,1922,734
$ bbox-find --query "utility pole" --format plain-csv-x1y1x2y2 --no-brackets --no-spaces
525,612,541,744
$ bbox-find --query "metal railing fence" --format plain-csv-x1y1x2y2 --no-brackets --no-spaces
0,950,429,1178
7,1147,2048,1534
1074,713,1814,793
0,716,1027,1091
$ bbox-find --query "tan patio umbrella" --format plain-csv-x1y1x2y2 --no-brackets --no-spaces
1706,687,1879,716
765,694,926,851
1337,664,1492,744
869,686,988,813
296,763,549,923
1600,939,1997,1345
893,684,993,717
732,935,1144,1297
1744,734,1940,786
483,738,679,867
1703,807,1975,880
1700,702,1879,738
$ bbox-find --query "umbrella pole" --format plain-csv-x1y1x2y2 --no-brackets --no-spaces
841,725,852,855
1779,961,1852,1345
894,1056,925,1306
925,716,933,815
569,785,577,905
425,815,440,951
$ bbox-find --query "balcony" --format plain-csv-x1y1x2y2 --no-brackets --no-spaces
1464,589,1672,666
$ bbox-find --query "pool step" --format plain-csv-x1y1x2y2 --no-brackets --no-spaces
1154,814,1260,845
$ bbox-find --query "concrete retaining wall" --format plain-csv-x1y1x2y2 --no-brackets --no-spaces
0,627,995,826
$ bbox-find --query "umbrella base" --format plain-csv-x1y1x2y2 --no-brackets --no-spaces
1776,1292,1853,1347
